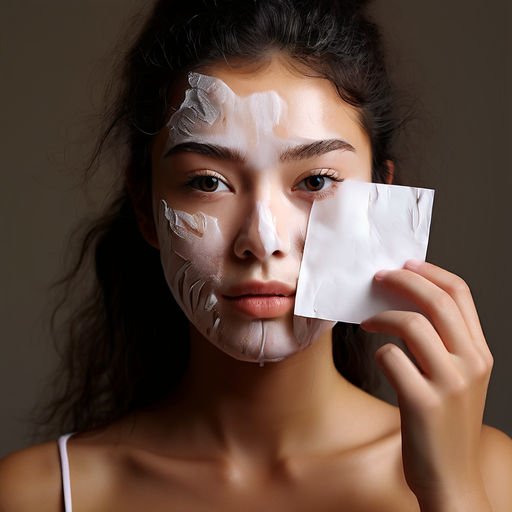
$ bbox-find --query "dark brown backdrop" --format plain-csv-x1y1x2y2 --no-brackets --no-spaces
1,0,510,456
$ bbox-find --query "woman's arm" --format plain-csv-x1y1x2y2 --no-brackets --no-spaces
361,260,512,512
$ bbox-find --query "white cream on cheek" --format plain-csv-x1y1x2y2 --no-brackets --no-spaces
160,200,221,331
156,72,334,364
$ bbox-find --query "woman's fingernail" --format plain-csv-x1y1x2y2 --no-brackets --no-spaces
374,270,388,281
404,259,423,270
360,320,374,332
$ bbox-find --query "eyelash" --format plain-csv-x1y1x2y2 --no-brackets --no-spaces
293,168,344,196
184,168,344,196
184,170,230,193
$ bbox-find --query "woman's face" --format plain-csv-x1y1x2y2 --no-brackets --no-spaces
150,56,372,364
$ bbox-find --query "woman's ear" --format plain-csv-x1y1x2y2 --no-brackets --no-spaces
132,194,160,250
137,211,160,250
385,160,395,184
126,164,160,250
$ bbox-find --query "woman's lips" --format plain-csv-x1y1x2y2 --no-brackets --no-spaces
223,281,296,318
224,294,295,318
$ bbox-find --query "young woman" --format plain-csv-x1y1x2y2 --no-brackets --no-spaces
1,1,511,511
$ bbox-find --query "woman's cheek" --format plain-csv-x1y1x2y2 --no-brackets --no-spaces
157,199,226,308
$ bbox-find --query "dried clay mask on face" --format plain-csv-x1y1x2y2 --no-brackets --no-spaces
155,72,335,365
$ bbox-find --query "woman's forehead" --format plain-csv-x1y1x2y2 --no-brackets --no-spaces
165,59,369,153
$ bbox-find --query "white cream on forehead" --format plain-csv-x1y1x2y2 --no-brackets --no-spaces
166,71,304,170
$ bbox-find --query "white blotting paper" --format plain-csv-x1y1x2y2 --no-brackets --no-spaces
295,180,435,324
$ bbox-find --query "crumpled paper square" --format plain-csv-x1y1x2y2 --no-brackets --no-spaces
295,180,435,324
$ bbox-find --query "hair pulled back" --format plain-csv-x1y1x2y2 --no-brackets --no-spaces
35,0,397,439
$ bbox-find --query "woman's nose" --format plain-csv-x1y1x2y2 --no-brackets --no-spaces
233,200,291,261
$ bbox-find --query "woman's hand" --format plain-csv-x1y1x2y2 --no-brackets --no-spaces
360,260,494,511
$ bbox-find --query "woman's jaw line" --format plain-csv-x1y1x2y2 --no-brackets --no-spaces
182,320,340,395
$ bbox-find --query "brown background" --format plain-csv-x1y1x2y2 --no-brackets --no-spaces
1,1,510,457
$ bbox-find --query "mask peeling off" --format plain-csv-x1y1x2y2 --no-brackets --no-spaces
167,73,224,142
161,200,221,335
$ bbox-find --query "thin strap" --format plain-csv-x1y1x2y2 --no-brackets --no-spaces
58,433,75,512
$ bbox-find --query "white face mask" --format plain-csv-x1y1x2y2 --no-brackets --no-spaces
154,71,351,364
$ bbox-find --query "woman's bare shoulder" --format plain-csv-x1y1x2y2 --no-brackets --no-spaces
480,425,512,511
0,440,62,512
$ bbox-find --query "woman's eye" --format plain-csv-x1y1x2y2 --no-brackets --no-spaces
303,175,328,191
295,172,342,193
187,175,229,192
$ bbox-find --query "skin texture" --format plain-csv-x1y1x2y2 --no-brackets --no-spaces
1,55,511,512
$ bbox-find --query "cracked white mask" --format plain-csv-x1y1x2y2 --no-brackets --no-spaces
151,63,373,364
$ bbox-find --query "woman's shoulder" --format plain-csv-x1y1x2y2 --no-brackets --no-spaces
0,439,63,511
0,431,116,512
480,423,512,460
0,421,509,511
479,425,512,509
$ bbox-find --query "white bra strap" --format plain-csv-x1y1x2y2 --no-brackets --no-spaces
58,433,75,512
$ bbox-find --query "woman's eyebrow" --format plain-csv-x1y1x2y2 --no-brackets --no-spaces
164,141,245,161
164,138,354,162
280,139,355,161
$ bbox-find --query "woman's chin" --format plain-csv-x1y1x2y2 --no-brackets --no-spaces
202,313,331,364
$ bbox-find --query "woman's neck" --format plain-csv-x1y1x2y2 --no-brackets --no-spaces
148,325,388,469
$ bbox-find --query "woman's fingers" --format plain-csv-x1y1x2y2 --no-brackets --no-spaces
403,260,491,361
372,267,474,357
374,342,430,404
363,262,494,390
362,310,455,384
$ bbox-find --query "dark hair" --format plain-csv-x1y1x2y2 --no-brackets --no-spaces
34,0,398,440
